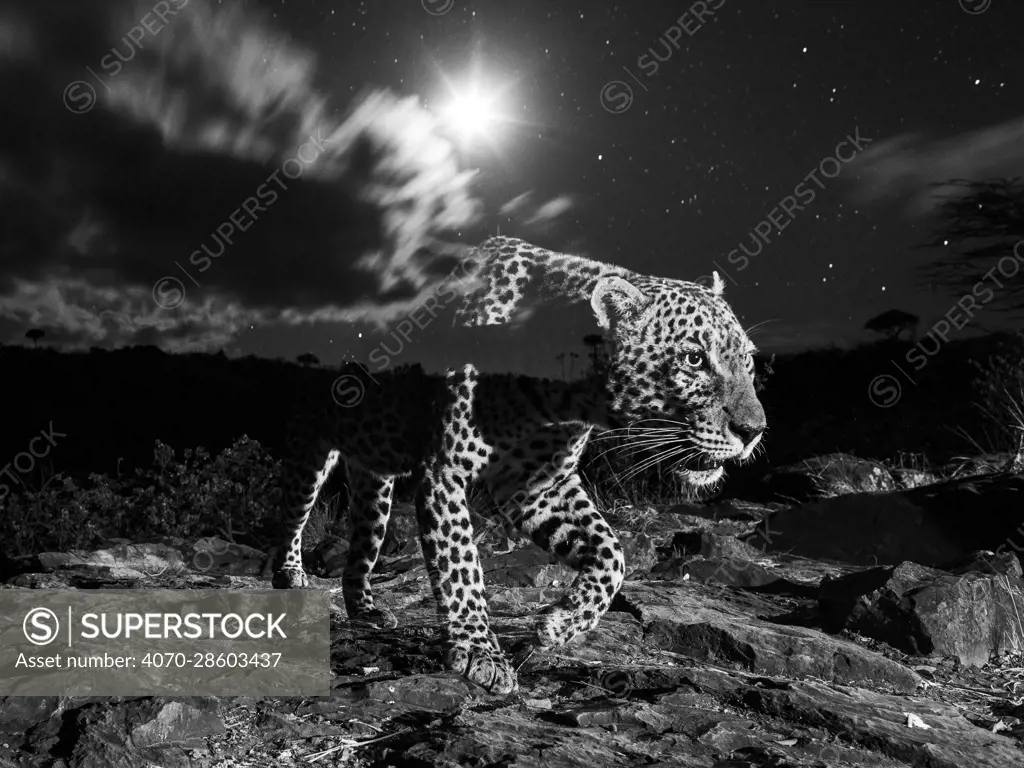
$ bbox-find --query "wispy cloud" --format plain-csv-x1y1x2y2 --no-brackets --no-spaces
848,116,1024,216
497,190,574,233
749,319,861,353
499,191,533,217
525,195,574,227
0,0,481,351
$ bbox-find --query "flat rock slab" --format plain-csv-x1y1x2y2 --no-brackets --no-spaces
402,705,720,767
819,561,1024,666
0,696,225,768
620,583,923,693
362,674,475,712
744,679,1024,768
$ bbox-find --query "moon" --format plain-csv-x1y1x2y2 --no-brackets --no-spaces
442,90,499,142
435,63,515,149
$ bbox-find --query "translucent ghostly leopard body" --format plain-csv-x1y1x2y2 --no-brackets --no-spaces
273,237,766,693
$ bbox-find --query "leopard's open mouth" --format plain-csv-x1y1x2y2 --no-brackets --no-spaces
620,441,732,487
692,454,724,471
678,464,725,486
674,452,732,487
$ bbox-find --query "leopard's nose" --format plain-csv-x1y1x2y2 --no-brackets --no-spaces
725,398,766,447
729,419,765,446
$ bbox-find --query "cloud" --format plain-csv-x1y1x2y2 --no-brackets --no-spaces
0,0,481,351
848,116,1024,216
496,190,574,232
525,195,573,227
749,319,859,353
499,191,533,217
0,8,35,62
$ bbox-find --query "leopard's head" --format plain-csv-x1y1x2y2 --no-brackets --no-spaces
591,272,765,487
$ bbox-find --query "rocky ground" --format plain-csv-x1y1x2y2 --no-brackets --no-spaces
2,455,1024,767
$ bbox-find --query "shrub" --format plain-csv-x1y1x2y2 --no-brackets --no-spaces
968,332,1024,453
0,436,281,558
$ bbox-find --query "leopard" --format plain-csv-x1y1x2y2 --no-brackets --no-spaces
272,236,766,695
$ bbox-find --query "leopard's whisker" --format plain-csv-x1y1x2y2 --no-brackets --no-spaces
618,444,699,482
589,437,684,464
592,438,690,463
589,428,678,443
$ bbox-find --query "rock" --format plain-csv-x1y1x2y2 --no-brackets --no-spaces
757,473,1024,569
483,549,576,588
188,537,266,576
131,700,226,748
662,499,771,540
657,557,778,588
818,561,1024,666
35,543,186,580
310,535,349,577
618,531,658,578
25,540,268,583
670,530,767,562
5,697,225,768
693,717,766,754
5,489,1023,767
363,675,473,711
759,452,897,502
744,679,1022,768
382,501,419,555
0,696,60,734
651,531,778,587
621,583,922,693
941,549,1023,579
891,467,940,490
251,709,348,739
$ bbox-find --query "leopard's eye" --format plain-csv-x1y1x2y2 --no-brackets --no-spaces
683,351,705,368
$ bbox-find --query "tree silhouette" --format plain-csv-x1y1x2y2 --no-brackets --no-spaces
582,333,608,377
864,309,919,341
296,352,320,367
567,352,580,380
25,328,44,347
555,352,566,380
921,177,1024,310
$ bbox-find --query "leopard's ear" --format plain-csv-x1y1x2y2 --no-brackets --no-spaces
712,271,725,296
590,275,652,331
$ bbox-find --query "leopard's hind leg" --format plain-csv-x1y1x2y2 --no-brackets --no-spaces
272,440,340,589
342,464,397,628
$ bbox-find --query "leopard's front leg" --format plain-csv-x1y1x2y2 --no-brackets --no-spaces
486,426,626,649
414,365,516,694
416,462,517,694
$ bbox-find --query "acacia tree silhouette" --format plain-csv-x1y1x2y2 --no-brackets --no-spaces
864,309,919,341
555,352,566,380
567,351,579,380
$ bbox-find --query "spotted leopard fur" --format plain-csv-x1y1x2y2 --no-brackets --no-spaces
272,236,766,694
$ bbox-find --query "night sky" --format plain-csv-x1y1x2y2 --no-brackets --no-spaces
1,0,1021,378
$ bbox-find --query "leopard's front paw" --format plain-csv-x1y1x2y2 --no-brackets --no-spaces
446,642,518,695
272,566,309,589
